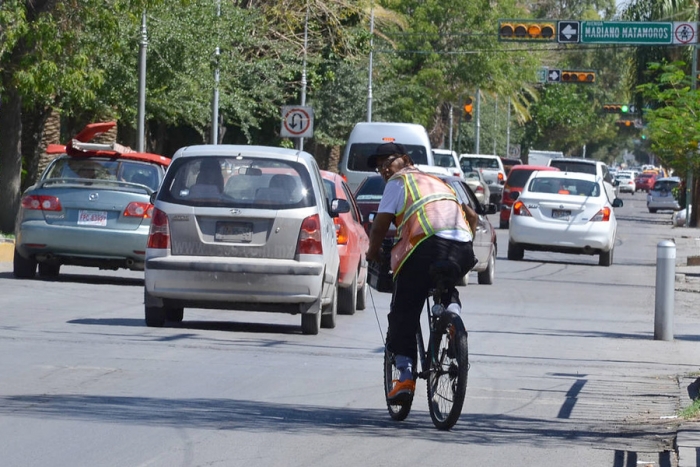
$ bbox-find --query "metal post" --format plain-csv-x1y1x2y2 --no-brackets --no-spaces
299,3,309,151
137,11,147,152
654,240,675,341
475,89,481,154
211,0,221,145
506,97,511,157
366,5,374,122
448,104,453,152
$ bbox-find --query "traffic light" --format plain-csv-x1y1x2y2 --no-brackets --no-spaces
602,104,630,114
616,120,634,129
561,70,596,84
463,97,473,122
498,20,556,41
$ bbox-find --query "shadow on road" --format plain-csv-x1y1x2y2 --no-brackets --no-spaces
1,272,143,287
68,317,303,335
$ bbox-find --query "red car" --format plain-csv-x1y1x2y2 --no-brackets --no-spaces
635,173,657,192
500,165,559,229
321,171,370,314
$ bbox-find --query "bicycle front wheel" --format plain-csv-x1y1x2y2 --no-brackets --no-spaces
383,345,413,421
427,312,469,430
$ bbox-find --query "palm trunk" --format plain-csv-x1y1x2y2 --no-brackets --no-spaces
34,108,62,183
0,87,23,234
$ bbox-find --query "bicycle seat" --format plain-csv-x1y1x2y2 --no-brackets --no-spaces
429,261,462,286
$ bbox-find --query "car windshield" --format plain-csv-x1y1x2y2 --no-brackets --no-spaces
506,169,536,188
529,177,600,197
548,160,597,175
159,156,315,209
45,157,161,190
347,143,428,172
354,176,387,201
460,157,499,172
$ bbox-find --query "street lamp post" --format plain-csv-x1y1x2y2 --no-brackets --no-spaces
137,11,147,152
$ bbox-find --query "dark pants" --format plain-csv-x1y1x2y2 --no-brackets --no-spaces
386,235,475,358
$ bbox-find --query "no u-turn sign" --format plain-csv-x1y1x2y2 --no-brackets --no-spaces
281,106,314,138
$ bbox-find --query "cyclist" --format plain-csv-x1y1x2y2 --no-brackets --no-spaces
365,142,478,402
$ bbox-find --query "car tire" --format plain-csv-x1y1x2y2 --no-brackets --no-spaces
499,220,509,229
38,262,61,278
13,249,37,279
648,208,657,213
145,305,166,327
478,251,495,285
599,248,613,267
166,307,184,323
507,241,524,261
321,280,338,329
338,271,357,315
356,273,368,311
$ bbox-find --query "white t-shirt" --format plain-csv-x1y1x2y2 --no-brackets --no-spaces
377,177,472,243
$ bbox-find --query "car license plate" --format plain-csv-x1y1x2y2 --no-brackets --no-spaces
215,222,253,242
77,210,108,226
551,209,571,220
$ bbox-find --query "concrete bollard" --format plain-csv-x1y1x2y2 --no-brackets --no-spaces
654,240,675,341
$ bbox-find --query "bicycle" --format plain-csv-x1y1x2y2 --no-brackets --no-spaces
383,260,470,430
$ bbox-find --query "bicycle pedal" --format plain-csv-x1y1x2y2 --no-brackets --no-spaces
387,392,414,405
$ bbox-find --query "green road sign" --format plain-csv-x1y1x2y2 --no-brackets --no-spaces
581,21,672,44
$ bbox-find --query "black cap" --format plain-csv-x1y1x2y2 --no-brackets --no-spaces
366,142,407,169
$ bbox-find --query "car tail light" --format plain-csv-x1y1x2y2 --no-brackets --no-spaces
297,214,323,255
147,208,170,249
512,200,532,217
21,195,62,211
333,217,348,245
498,172,504,182
590,206,611,222
123,202,153,218
475,185,484,193
340,173,348,183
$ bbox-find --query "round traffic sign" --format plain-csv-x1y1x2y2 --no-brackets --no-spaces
674,23,696,44
283,107,312,137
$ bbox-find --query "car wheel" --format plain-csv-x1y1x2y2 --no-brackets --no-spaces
338,271,357,315
478,251,495,285
321,280,338,329
145,305,166,327
649,208,657,213
38,262,61,278
356,273,368,311
301,308,321,335
599,248,613,267
166,307,184,323
13,248,37,279
507,241,524,261
499,220,509,229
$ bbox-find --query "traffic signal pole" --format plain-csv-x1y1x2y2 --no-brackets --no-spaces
475,89,481,154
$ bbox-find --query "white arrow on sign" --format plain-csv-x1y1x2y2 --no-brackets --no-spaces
548,70,561,82
561,24,578,39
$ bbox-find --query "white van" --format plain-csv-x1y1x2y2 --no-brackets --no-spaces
339,122,434,192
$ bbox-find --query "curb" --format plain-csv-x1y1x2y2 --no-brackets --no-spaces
0,239,14,263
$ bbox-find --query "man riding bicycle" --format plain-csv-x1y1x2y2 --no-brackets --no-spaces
365,142,479,402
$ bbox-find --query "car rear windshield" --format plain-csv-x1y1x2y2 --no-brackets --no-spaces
433,153,457,168
653,180,679,191
347,143,428,172
354,176,387,201
548,160,596,175
529,177,600,197
460,157,500,172
159,156,315,209
45,157,161,190
506,169,536,188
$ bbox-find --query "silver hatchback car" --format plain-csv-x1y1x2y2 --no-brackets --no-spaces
144,145,349,335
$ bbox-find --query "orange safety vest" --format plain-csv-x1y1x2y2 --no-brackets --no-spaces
389,167,472,277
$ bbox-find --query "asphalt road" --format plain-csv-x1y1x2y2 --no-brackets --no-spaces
0,191,698,467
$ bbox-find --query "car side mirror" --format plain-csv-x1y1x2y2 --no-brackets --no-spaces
330,198,350,218
485,203,498,215
149,191,158,204
612,198,623,208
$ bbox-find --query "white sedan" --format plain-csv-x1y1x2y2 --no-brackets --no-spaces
507,172,622,266
615,174,636,194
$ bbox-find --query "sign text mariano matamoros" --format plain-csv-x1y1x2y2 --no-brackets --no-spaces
580,21,672,44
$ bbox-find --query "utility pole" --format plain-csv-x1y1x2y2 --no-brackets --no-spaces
493,97,498,155
448,104,453,152
137,11,147,152
506,97,511,157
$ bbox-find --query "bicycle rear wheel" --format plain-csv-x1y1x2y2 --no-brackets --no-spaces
427,311,469,430
383,346,414,421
